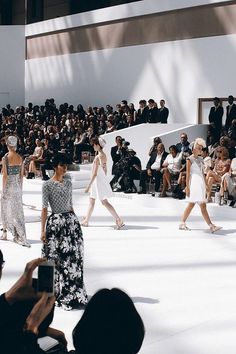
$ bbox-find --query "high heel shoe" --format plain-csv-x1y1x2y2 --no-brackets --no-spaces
81,218,89,227
115,218,125,230
179,223,191,231
209,224,222,233
0,229,7,240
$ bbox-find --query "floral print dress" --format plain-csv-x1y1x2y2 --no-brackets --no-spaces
42,175,87,308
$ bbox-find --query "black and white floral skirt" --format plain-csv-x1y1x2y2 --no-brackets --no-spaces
42,211,88,307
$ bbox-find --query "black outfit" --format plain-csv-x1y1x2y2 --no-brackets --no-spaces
136,106,149,124
111,145,122,175
158,107,169,123
124,155,142,192
225,104,236,130
208,105,224,135
147,107,159,123
41,148,54,180
139,151,168,193
0,293,53,354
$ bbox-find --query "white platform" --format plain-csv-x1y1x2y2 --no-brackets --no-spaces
0,179,236,354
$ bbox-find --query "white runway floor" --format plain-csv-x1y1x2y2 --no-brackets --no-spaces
0,179,236,353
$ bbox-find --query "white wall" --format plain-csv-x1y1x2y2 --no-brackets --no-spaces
101,124,208,181
25,33,236,123
0,26,25,109
26,0,229,36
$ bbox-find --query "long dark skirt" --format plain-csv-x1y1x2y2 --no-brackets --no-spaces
42,211,87,307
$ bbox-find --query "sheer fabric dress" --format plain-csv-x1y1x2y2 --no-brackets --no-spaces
1,153,29,246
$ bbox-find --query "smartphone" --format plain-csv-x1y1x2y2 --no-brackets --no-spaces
38,261,55,296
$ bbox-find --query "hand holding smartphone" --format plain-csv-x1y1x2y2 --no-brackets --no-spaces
38,261,55,296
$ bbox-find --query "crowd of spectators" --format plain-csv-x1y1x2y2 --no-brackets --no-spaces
0,98,169,179
110,108,236,206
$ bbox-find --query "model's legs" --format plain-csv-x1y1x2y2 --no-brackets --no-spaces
82,198,95,225
181,203,195,223
101,199,124,228
199,202,222,232
179,203,195,230
199,202,212,225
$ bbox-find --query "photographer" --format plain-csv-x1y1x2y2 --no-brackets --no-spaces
110,139,130,192
124,149,142,193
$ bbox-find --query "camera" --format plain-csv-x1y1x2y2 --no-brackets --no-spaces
37,261,55,296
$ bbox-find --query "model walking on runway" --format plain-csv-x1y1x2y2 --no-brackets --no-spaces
0,136,30,247
179,138,222,233
41,153,87,310
82,137,124,229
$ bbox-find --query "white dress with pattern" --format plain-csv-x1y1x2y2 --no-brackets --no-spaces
186,155,206,204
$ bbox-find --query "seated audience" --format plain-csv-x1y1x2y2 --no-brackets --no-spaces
175,133,191,155
160,145,184,197
27,139,44,179
202,147,212,175
139,143,168,195
220,157,236,206
206,146,231,202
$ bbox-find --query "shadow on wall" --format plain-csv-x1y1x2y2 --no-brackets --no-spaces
25,5,236,123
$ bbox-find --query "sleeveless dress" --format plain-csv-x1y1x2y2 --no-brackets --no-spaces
90,156,113,200
1,153,30,247
186,155,206,204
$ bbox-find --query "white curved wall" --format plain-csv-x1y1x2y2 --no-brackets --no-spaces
0,26,25,108
25,33,236,123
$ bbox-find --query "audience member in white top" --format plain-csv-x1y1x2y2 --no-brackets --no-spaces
159,145,184,197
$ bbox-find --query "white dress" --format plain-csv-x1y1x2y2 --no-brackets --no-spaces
90,157,113,200
186,155,206,204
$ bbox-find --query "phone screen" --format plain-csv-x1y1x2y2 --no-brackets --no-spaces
38,264,54,294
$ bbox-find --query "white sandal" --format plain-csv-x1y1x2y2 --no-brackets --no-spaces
179,223,191,231
209,224,222,233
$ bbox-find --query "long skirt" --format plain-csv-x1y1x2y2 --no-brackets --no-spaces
42,211,87,307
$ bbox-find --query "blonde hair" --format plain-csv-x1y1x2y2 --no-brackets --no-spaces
193,138,206,149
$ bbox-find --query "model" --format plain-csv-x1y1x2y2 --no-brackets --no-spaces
41,153,87,310
82,137,124,229
179,138,222,233
0,136,30,247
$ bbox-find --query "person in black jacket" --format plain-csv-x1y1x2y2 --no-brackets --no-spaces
208,97,224,138
136,100,149,124
138,143,168,194
110,136,123,175
159,100,169,123
225,95,236,130
147,99,159,123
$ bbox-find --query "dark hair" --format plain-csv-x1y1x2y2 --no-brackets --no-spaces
169,145,178,153
52,153,69,168
121,100,127,105
148,99,155,104
73,288,145,354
